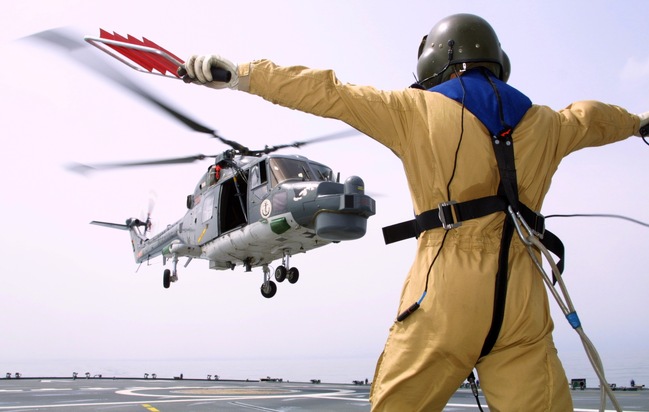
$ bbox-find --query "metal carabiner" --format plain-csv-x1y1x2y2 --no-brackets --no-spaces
507,206,536,246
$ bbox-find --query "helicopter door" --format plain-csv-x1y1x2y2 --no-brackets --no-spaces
247,161,269,222
218,171,249,234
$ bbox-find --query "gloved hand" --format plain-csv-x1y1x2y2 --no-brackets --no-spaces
181,55,239,90
635,111,649,137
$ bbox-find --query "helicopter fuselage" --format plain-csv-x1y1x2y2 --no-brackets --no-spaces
114,153,375,296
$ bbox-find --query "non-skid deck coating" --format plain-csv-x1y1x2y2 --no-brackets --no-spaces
1,378,648,411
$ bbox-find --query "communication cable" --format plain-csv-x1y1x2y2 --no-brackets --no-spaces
547,213,649,228
397,61,466,323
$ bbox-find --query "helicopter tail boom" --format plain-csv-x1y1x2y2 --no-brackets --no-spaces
91,218,164,263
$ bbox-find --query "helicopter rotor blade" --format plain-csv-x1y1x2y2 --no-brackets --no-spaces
26,29,362,163
66,154,216,174
24,29,247,148
257,128,361,154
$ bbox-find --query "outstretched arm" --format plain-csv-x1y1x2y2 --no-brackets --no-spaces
180,55,419,157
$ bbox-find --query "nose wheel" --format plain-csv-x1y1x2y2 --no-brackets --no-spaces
260,265,277,298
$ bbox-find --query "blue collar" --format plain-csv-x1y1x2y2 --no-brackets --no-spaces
429,69,532,136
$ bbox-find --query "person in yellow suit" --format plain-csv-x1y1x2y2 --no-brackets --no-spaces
182,14,648,411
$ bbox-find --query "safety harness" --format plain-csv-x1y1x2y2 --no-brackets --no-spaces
382,68,565,356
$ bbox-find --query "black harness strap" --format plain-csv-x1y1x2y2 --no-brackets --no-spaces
482,215,514,357
382,196,546,244
479,120,518,357
382,197,564,278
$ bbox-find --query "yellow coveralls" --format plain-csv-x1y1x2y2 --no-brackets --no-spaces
236,60,639,411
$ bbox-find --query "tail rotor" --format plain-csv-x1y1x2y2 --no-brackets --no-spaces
143,194,156,236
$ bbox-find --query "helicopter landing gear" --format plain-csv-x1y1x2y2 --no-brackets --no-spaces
260,265,277,298
287,267,299,284
274,266,287,282
276,266,300,283
274,250,299,284
163,269,171,289
162,255,180,289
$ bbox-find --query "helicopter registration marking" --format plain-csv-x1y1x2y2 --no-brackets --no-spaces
260,199,272,219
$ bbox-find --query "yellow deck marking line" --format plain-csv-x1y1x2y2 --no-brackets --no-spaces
142,405,160,412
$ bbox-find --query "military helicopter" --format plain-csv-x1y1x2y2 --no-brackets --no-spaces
33,29,376,298
89,144,375,298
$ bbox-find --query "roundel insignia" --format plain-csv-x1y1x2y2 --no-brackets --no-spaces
260,199,272,219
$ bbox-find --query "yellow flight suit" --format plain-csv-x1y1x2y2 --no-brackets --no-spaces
236,60,640,411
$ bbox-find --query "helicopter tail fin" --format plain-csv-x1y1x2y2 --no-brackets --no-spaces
91,218,149,262
90,220,130,230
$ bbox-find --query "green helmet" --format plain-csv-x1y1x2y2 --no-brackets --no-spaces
416,14,510,89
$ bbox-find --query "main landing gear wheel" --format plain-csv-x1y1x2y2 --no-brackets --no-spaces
275,266,287,282
275,265,300,284
287,267,300,284
163,269,171,289
261,280,277,298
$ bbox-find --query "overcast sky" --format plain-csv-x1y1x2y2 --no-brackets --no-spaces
2,0,649,385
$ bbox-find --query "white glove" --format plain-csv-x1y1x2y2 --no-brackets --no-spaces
635,111,649,137
183,54,239,90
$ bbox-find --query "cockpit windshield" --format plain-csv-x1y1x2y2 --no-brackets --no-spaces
269,157,334,187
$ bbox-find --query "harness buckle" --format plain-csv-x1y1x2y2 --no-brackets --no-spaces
438,201,462,230
531,211,545,238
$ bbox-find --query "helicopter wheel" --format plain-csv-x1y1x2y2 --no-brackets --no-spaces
261,280,277,299
275,266,287,282
287,267,300,284
163,269,171,289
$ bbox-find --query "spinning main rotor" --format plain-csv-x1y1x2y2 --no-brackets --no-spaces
28,28,359,173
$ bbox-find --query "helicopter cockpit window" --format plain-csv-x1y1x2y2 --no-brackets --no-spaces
250,161,269,200
207,165,217,186
309,162,334,182
269,158,333,187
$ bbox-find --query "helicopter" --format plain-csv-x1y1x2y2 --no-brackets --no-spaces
90,147,375,298
32,29,377,298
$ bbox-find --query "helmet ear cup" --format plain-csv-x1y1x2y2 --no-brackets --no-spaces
500,50,510,82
